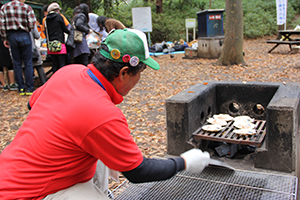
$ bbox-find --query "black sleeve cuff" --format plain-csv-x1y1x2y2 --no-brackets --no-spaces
122,157,185,183
171,157,185,172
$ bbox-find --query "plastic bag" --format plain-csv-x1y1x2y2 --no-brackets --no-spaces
86,32,101,49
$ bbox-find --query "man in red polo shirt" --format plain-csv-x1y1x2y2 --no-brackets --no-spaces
0,28,210,199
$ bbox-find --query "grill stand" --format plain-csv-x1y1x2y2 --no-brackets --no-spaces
114,169,298,200
166,81,300,182
192,120,266,148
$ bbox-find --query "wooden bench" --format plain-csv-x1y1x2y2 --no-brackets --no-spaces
267,40,300,53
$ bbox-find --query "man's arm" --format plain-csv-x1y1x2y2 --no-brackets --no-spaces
27,7,36,30
3,40,9,48
59,15,69,35
82,118,210,184
74,14,90,34
61,14,71,30
122,149,210,183
122,157,185,183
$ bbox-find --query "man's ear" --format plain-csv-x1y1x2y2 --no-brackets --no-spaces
119,66,129,80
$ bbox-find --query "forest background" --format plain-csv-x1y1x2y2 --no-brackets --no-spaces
34,0,300,44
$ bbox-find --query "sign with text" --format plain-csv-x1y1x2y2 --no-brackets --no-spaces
215,15,221,20
276,0,287,25
209,15,222,20
132,7,152,32
185,18,196,28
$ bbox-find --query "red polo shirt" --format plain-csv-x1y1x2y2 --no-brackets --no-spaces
0,64,143,199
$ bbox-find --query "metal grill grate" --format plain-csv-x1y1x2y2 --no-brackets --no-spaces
192,120,266,147
114,167,297,200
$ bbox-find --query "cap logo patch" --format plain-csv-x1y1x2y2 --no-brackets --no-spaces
129,56,139,67
122,54,131,63
111,49,121,59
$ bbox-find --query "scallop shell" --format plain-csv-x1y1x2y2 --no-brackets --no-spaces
233,120,256,129
233,129,256,135
233,116,254,122
207,118,227,126
201,124,223,132
213,114,234,121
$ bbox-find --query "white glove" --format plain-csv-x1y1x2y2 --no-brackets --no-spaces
180,149,210,173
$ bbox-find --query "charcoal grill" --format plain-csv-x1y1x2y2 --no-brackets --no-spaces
192,119,266,147
166,81,300,178
114,167,298,199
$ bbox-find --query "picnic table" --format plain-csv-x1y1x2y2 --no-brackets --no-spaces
267,30,300,53
278,30,300,41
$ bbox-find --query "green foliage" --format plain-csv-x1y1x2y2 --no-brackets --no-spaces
37,0,300,42
64,7,74,22
290,0,300,12
106,0,300,42
243,1,277,38
149,0,299,41
208,0,225,9
151,12,185,43
242,0,297,38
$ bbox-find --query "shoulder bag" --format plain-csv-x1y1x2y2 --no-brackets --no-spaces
73,22,83,43
45,20,62,52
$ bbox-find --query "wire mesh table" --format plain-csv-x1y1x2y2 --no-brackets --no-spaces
114,167,298,200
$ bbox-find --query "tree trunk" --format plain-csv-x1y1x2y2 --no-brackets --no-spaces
156,0,163,13
216,0,246,66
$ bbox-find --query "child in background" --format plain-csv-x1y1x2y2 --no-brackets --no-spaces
0,34,17,91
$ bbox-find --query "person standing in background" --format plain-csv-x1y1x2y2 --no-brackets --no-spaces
41,4,70,39
0,36,17,92
30,23,46,85
96,16,108,41
104,18,126,33
96,16,125,37
0,3,17,92
45,3,69,74
0,0,36,95
37,4,48,39
65,5,80,65
71,3,92,66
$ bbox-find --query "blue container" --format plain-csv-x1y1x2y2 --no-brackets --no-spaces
197,9,225,37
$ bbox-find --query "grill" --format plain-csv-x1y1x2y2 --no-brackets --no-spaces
192,119,266,147
166,81,300,174
114,167,298,200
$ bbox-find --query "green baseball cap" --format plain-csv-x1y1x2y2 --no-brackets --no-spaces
100,28,160,70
